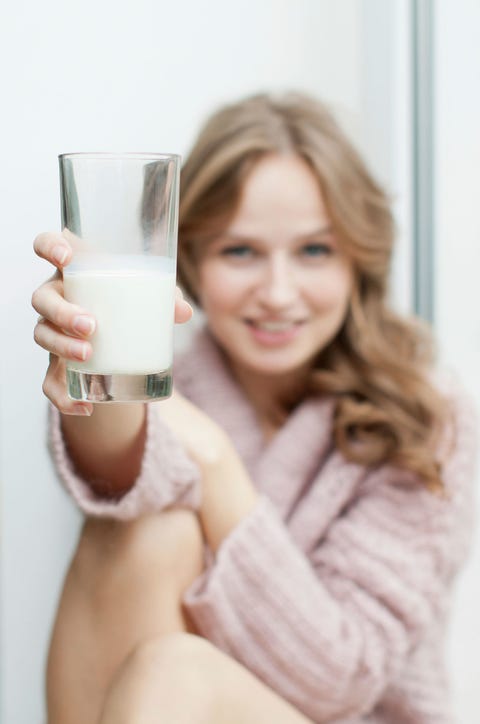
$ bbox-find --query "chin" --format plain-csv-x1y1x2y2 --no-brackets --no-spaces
236,351,312,377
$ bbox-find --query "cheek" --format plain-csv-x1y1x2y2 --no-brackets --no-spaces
308,267,352,315
198,262,249,314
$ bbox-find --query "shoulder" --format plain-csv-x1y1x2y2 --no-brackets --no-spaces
355,366,477,504
429,366,478,473
430,365,477,410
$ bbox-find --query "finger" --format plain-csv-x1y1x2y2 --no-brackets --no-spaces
174,298,193,324
31,281,96,338
34,318,92,362
33,231,72,270
43,356,93,416
174,288,193,325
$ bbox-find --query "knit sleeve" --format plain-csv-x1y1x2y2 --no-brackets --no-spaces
183,390,477,722
47,402,201,520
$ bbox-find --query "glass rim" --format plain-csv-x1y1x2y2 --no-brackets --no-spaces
58,152,181,161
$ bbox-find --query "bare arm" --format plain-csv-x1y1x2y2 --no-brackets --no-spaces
60,403,147,496
32,231,193,496
34,232,255,517
154,392,259,551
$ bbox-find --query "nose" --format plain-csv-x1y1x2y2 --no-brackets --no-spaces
255,252,298,309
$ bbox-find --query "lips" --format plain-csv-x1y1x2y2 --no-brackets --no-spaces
248,320,300,332
244,318,305,346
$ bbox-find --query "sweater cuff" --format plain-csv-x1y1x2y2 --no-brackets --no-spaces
47,402,202,520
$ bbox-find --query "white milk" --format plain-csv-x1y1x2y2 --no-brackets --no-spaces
64,254,176,375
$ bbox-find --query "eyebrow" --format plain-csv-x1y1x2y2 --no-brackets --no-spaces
296,225,334,240
223,225,334,243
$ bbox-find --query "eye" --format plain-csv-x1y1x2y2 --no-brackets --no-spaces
300,242,333,258
220,245,254,258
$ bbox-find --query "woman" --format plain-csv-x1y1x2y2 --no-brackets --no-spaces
32,93,477,724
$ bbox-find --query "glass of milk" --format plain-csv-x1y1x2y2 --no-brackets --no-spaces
59,152,180,402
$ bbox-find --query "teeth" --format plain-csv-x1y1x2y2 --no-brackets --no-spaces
254,321,295,332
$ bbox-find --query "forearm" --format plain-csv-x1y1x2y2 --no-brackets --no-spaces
60,403,147,496
64,387,259,533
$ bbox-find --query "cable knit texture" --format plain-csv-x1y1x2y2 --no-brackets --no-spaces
47,327,478,723
48,401,201,518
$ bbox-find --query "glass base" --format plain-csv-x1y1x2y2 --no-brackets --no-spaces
67,367,173,402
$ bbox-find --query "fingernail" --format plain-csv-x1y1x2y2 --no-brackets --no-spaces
53,245,69,265
73,404,91,416
70,340,88,361
73,315,96,336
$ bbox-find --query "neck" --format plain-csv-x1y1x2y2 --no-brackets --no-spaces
228,361,310,433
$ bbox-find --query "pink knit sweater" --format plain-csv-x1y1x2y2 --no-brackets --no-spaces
48,328,477,723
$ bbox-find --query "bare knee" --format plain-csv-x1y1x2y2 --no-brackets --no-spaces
78,508,203,561
74,509,204,595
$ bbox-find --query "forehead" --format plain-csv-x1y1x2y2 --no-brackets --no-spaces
227,153,330,241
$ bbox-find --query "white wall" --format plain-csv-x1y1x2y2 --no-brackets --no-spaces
435,2,480,722
1,2,364,721
359,0,414,314
3,1,475,722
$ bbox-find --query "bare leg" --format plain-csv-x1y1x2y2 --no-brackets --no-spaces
99,632,313,724
46,509,205,724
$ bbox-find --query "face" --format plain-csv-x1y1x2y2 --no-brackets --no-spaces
196,153,353,383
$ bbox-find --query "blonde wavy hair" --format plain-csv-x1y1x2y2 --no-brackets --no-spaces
176,92,448,493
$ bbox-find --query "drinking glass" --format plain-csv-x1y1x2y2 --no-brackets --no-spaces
59,152,180,402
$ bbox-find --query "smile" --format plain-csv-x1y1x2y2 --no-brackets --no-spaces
249,320,300,331
244,319,305,346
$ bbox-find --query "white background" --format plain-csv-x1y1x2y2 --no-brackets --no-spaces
436,0,480,718
1,1,478,722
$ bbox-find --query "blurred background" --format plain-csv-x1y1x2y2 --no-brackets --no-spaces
1,0,479,721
